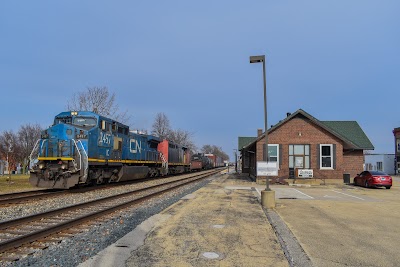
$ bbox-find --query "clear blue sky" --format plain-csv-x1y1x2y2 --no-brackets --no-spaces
1,1,399,160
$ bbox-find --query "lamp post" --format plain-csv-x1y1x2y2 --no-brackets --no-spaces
250,55,270,190
250,54,275,208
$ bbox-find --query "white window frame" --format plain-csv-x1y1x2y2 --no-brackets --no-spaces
267,144,279,167
376,161,383,171
320,144,333,170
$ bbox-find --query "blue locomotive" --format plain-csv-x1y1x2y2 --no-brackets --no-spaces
29,111,190,189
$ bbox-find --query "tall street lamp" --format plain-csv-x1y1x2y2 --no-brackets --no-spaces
249,55,270,190
250,54,275,208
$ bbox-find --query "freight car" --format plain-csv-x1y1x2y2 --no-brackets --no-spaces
190,153,213,171
204,154,225,168
29,111,190,189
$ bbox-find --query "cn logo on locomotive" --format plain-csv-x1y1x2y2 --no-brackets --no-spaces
130,139,142,153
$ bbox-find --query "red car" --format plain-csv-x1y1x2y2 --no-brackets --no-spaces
354,171,392,189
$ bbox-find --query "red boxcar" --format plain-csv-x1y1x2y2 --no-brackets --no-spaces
205,154,224,168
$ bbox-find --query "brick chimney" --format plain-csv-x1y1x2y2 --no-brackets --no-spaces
257,128,263,137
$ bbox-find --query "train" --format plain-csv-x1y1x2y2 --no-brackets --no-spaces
190,153,213,171
190,153,225,171
29,111,192,189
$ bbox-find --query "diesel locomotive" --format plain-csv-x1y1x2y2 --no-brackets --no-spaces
29,111,190,189
190,153,213,171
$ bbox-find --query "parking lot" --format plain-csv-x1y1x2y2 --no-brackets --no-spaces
267,176,400,267
272,187,377,202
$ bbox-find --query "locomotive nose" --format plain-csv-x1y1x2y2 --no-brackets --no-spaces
48,124,75,139
45,124,77,158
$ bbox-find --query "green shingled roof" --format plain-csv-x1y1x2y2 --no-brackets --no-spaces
238,137,257,150
240,109,374,151
320,121,374,150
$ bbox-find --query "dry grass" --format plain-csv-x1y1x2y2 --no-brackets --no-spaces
0,174,38,194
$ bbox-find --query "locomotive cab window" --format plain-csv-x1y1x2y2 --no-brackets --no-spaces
73,117,97,128
54,116,72,125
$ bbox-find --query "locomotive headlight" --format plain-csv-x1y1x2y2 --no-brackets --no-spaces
61,163,68,170
39,163,45,169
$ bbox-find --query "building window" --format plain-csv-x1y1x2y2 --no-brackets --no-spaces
244,151,252,168
320,144,333,169
376,161,383,171
397,139,400,152
365,163,373,171
263,144,279,165
289,144,310,169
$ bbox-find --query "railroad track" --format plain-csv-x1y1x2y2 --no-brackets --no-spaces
0,168,222,261
0,189,65,206
0,175,187,206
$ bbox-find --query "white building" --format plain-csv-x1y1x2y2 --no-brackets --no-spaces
0,160,5,175
364,154,396,175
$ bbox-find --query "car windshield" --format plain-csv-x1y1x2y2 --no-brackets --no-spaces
72,117,97,128
370,171,388,176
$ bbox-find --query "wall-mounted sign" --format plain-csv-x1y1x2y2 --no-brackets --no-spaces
297,169,313,178
257,161,278,176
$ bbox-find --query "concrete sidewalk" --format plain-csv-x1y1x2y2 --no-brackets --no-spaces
80,172,295,267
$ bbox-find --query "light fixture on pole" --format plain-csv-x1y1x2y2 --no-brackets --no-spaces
250,54,275,208
249,55,270,191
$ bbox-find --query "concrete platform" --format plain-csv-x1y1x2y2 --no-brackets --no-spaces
79,172,303,267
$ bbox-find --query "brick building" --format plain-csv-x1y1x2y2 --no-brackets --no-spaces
393,127,400,174
239,109,374,183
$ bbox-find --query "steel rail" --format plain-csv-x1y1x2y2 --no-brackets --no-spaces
0,169,222,254
0,190,65,206
0,189,52,200
0,169,221,205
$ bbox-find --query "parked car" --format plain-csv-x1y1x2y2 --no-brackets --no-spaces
353,171,392,189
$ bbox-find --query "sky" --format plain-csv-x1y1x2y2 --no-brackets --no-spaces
1,1,399,160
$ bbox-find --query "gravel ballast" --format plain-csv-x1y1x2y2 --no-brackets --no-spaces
1,175,217,267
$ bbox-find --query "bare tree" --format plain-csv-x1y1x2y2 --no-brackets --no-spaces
17,124,43,174
201,144,229,160
67,86,131,125
169,129,197,153
151,113,197,153
151,113,171,140
201,145,214,154
0,130,18,174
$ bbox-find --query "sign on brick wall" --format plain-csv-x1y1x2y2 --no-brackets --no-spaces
297,169,313,178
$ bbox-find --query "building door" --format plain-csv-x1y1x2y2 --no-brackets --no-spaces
289,144,310,169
